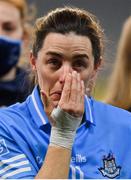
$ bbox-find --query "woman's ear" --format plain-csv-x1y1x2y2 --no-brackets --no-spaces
92,56,103,83
30,50,37,71
86,57,103,96
94,56,103,71
91,56,103,80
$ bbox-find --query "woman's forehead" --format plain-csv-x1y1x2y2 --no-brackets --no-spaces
41,32,93,56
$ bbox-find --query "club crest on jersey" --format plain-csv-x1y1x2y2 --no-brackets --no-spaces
99,152,121,178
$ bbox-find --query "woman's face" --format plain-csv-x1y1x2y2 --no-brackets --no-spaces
0,1,23,40
31,32,99,107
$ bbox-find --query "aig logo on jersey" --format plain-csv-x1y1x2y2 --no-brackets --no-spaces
0,139,9,156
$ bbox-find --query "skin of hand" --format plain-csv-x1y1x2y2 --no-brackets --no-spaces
41,71,85,125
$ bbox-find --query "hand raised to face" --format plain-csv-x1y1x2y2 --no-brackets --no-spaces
59,71,85,117
41,71,85,125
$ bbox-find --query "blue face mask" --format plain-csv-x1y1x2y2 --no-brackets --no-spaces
0,36,22,77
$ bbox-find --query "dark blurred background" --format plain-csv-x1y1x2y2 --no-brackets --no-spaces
27,0,131,99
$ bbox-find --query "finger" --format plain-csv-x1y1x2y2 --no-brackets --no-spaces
70,71,78,102
80,80,85,105
76,73,81,103
77,74,84,105
74,79,85,116
59,73,72,104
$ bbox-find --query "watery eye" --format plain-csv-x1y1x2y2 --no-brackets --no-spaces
74,61,87,67
72,60,88,72
49,59,59,65
76,62,83,67
48,59,61,69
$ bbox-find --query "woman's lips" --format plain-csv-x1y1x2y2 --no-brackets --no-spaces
50,92,61,101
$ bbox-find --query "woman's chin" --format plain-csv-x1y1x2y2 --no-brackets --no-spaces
50,94,61,107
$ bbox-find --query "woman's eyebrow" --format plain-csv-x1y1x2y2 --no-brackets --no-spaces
46,51,63,58
73,54,89,59
45,51,89,60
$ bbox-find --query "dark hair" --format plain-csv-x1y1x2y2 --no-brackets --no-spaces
32,7,104,65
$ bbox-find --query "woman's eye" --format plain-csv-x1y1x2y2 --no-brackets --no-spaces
73,61,88,69
48,59,61,68
3,24,16,32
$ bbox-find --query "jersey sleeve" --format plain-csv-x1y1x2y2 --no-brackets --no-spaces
0,121,37,179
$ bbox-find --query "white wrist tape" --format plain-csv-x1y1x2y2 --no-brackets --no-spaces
50,106,83,149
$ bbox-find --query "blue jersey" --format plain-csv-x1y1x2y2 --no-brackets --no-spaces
0,86,131,179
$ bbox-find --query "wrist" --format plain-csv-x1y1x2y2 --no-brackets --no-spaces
50,106,83,149
50,126,76,150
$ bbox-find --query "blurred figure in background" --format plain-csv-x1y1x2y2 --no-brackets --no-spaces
0,0,33,106
105,16,131,112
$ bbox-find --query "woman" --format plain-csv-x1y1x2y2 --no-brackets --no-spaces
105,16,131,112
0,0,33,106
0,7,131,179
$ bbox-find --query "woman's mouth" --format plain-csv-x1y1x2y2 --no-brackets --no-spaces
50,92,62,101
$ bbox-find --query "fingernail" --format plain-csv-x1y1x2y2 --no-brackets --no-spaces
72,71,77,76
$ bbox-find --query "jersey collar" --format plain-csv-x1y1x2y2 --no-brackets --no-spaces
27,86,94,128
27,86,49,128
84,95,95,125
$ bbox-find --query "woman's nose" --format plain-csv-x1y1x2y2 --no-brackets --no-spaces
59,65,73,84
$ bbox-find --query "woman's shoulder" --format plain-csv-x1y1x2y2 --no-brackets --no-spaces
92,98,131,124
0,101,30,129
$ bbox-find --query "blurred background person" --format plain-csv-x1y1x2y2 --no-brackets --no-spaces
105,16,131,112
0,0,34,106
